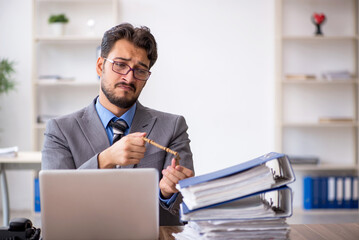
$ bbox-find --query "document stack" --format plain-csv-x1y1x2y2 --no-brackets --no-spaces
173,152,296,240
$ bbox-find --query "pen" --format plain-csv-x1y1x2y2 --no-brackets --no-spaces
142,137,181,166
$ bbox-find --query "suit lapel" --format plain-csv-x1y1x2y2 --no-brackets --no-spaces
122,101,157,169
76,98,110,156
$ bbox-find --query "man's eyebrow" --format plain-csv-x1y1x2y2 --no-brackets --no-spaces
138,61,149,69
114,57,130,61
113,57,149,69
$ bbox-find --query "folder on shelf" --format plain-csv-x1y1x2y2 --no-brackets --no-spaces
320,177,328,208
327,177,336,208
180,186,293,222
312,177,320,209
303,176,313,209
34,177,41,213
177,152,295,211
335,177,344,208
344,177,352,208
352,177,358,209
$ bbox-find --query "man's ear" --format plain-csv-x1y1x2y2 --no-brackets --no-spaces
96,57,104,77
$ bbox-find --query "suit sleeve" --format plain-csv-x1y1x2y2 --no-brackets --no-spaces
42,119,99,169
158,115,194,217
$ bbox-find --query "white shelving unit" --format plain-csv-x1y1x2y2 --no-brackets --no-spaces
32,0,118,150
275,0,359,211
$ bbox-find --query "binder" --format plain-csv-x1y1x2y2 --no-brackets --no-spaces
327,176,336,208
303,176,313,209
34,177,41,212
335,177,344,208
344,177,352,208
320,177,328,208
177,152,295,210
312,177,320,209
353,177,358,209
180,186,293,221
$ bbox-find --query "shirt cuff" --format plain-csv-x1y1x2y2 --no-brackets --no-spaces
159,191,178,206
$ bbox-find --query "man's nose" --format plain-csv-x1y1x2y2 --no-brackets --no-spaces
123,69,136,82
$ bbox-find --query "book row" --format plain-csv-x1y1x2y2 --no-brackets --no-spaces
303,176,358,209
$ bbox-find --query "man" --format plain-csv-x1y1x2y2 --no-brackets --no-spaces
42,23,194,225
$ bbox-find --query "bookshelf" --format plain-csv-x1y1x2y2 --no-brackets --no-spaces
31,0,118,150
275,0,359,210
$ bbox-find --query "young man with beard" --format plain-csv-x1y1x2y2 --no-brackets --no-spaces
41,23,194,225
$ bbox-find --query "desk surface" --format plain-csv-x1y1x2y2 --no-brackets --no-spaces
0,151,41,163
159,223,359,240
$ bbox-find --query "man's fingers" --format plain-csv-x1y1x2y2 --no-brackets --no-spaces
160,176,178,193
166,166,186,181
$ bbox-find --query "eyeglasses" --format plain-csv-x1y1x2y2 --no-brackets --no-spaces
104,58,151,81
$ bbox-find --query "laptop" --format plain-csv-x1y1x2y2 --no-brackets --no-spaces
40,169,159,240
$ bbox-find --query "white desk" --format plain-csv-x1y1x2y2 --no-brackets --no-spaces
0,151,41,226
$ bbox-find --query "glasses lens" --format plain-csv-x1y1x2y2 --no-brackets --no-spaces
112,61,150,81
134,69,150,80
113,62,130,74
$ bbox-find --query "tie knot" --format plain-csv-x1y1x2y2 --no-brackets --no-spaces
110,119,128,135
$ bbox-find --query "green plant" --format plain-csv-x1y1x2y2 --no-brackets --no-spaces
0,58,16,95
48,14,69,24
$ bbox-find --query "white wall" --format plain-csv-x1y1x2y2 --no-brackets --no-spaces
0,0,34,210
0,0,275,210
119,0,276,174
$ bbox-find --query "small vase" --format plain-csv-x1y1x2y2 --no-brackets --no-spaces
50,23,66,36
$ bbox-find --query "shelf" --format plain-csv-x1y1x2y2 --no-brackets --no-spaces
292,164,358,171
35,35,102,43
293,207,359,215
37,0,112,2
283,79,358,84
283,122,358,128
282,36,357,41
35,81,99,86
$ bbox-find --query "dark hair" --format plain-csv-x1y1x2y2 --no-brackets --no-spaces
101,23,158,69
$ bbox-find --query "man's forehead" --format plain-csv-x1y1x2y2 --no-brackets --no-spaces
109,40,149,65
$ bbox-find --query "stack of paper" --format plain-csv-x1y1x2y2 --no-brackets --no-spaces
173,152,295,240
0,146,18,157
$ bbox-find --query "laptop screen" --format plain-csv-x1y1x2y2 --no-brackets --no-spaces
40,169,159,240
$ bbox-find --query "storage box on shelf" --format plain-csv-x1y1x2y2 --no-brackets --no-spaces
32,0,118,150
275,0,359,213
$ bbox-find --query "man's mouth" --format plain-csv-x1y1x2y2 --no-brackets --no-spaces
115,82,136,92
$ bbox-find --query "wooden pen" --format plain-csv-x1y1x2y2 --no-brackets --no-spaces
142,137,181,166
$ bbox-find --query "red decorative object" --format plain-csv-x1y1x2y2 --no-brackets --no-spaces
311,13,326,35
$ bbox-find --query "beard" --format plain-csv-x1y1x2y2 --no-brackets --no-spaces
101,79,138,109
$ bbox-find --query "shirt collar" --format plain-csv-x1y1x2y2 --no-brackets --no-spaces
95,97,136,129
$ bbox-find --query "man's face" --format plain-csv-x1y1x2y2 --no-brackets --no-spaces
97,39,150,109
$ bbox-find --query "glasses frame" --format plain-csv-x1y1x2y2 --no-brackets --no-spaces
104,58,151,81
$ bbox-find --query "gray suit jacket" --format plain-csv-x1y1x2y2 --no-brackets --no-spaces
42,98,194,226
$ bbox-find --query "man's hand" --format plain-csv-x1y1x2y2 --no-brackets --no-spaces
98,132,146,168
160,158,194,199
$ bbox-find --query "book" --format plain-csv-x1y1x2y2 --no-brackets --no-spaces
318,117,354,123
285,74,316,80
177,152,295,210
288,155,319,165
0,146,18,157
38,75,75,82
180,186,292,221
321,70,352,81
